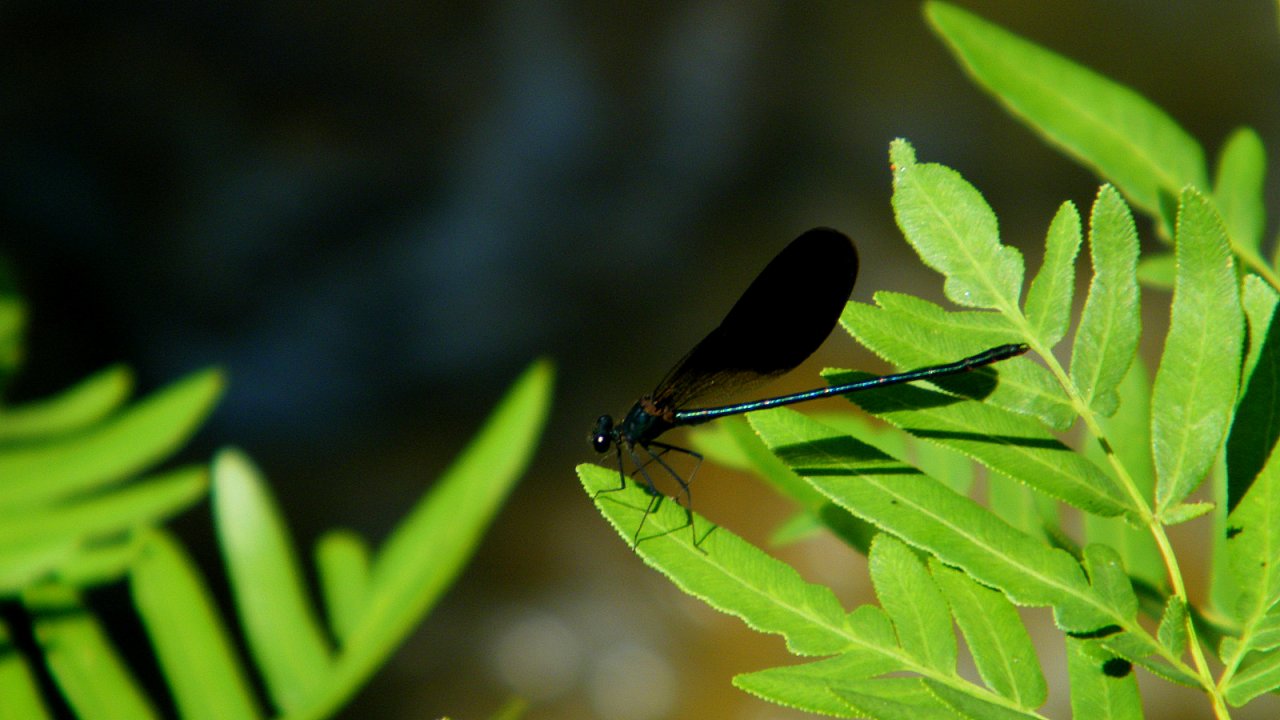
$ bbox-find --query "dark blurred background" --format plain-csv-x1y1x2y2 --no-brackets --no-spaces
2,1,1278,718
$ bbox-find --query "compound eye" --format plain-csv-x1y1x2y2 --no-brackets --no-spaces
591,434,610,453
591,415,614,453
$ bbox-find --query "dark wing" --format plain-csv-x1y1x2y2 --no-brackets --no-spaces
652,227,858,409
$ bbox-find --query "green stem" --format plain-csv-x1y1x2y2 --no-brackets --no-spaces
1025,335,1230,717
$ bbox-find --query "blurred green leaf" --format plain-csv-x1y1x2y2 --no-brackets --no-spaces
130,530,261,720
689,416,860,549
335,360,552,675
1137,253,1176,290
0,367,223,508
1213,127,1267,258
19,360,553,720
0,294,23,384
721,414,826,508
986,470,1050,542
927,1,1207,231
315,529,371,643
25,584,157,720
685,419,752,470
0,466,205,549
489,697,529,720
0,620,51,720
213,448,332,713
0,365,132,442
910,428,976,496
767,511,823,546
235,359,555,720
54,537,148,589
0,541,75,594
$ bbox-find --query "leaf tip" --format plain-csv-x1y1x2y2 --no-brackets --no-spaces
923,0,965,30
888,139,917,173
213,446,256,478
